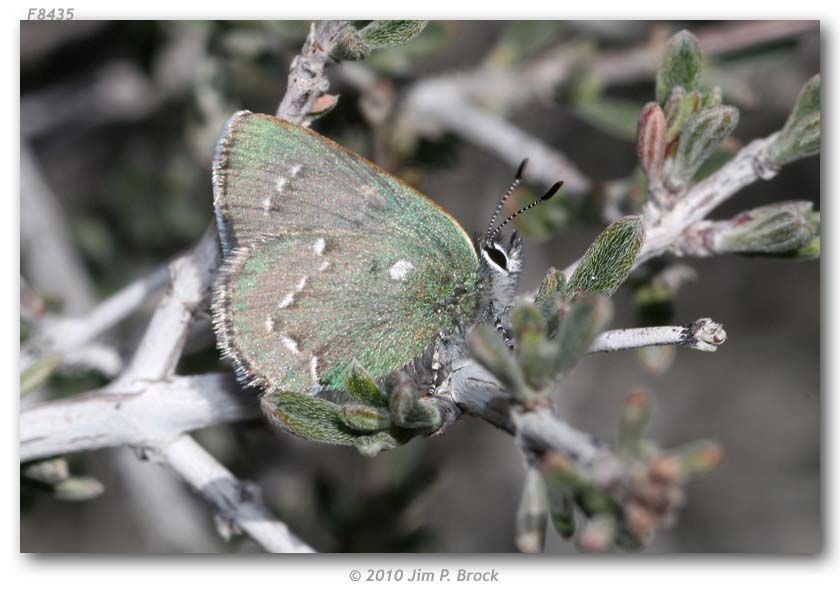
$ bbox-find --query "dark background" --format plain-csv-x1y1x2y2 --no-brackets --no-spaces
20,20,820,552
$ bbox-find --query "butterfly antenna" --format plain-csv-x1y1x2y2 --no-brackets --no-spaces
488,180,564,241
484,159,528,240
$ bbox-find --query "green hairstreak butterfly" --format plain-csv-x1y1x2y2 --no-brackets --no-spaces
211,111,561,451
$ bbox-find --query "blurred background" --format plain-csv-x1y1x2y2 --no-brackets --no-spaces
20,20,820,553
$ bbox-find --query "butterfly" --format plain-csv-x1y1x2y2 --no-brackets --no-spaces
211,111,561,454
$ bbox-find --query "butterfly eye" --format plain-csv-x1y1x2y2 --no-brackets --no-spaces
483,244,509,272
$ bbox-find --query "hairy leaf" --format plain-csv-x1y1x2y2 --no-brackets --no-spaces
345,360,389,408
338,404,392,432
669,105,739,188
515,468,548,553
637,102,667,180
567,216,645,297
553,294,612,375
768,74,821,166
468,323,530,398
333,20,429,61
715,201,819,256
656,30,703,106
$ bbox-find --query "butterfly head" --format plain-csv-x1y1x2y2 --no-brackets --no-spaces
478,229,524,313
477,159,562,309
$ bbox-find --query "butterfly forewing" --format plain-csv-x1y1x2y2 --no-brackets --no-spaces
213,111,474,255
212,112,480,394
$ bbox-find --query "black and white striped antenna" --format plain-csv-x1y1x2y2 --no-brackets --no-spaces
484,159,528,241
487,179,564,242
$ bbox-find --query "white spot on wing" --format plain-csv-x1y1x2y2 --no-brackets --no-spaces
309,354,319,383
276,176,287,193
277,277,308,310
280,335,300,354
289,164,303,177
314,238,326,256
278,293,295,309
389,260,415,281
261,196,272,212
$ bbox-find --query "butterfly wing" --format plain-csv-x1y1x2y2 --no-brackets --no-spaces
213,111,474,256
212,112,479,394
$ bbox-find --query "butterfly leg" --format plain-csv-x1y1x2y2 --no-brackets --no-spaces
428,334,444,396
495,314,515,350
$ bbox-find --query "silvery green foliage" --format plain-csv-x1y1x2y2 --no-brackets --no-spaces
469,292,613,406
767,74,821,167
515,468,549,553
647,31,820,261
263,360,447,456
566,216,645,297
662,84,723,142
262,390,400,456
649,31,743,191
535,391,723,551
669,105,739,189
360,20,428,50
714,201,820,256
655,31,703,106
332,20,429,61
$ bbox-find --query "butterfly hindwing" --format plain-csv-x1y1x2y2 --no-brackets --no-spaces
211,112,480,395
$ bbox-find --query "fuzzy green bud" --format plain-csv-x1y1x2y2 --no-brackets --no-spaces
567,216,646,297
668,105,739,189
637,102,667,180
553,295,613,375
656,30,703,106
768,74,820,166
714,201,819,256
333,20,428,61
468,323,530,399
345,360,388,408
515,468,549,553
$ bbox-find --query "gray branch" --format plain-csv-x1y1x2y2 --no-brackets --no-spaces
402,80,591,194
588,319,727,354
160,435,314,553
275,21,349,123
20,374,258,463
